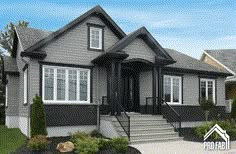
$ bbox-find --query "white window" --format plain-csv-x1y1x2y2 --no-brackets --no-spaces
5,85,8,107
42,65,90,104
200,78,215,103
164,75,182,104
89,27,102,49
24,69,28,104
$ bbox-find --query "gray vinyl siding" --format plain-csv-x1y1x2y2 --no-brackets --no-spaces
182,73,226,106
139,71,153,106
123,38,156,63
216,77,226,106
93,67,107,102
16,41,30,117
182,73,199,105
5,75,19,116
42,16,119,65
29,59,40,104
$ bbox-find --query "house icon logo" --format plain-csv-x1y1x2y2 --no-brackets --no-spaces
204,124,230,150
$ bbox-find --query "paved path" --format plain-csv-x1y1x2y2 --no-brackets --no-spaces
131,141,236,154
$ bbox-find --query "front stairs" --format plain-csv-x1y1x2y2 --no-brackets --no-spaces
113,113,183,144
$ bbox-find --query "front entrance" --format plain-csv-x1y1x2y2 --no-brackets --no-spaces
121,68,139,112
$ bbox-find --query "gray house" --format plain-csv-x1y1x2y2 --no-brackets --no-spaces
2,6,231,143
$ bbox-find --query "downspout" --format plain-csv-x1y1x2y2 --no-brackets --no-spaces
22,57,30,138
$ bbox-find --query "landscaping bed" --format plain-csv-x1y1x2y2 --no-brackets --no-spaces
15,136,141,154
181,120,236,142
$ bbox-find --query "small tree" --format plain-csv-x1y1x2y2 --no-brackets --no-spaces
199,98,215,122
230,99,236,120
31,95,47,137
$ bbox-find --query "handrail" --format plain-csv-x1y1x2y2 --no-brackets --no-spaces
115,103,130,141
161,98,181,136
161,98,180,117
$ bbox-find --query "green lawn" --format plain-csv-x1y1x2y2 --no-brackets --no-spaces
0,125,27,154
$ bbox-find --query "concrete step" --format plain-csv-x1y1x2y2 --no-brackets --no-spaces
117,127,175,134
113,121,169,127
123,132,179,140
130,137,184,144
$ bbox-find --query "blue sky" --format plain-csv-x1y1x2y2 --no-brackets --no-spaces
0,0,235,58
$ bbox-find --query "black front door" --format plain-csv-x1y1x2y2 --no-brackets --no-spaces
121,69,139,112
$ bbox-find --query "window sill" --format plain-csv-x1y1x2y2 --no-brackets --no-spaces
43,102,96,105
164,102,182,105
87,47,104,52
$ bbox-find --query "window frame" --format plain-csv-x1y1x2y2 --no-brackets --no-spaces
42,65,91,104
163,75,182,105
200,78,216,103
23,68,28,104
87,23,104,51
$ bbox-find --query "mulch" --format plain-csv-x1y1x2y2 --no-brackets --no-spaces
15,136,141,154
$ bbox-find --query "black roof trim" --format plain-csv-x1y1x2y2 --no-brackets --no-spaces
163,66,232,77
23,5,126,54
106,27,175,62
21,50,47,59
91,51,129,64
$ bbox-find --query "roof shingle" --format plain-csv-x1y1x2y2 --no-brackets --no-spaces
2,56,19,73
165,48,230,74
205,49,236,74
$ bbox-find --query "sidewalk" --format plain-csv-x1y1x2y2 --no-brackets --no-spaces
131,141,236,154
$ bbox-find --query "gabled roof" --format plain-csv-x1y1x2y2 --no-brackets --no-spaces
15,26,52,51
106,27,174,62
20,5,126,57
164,49,231,76
203,49,236,75
1,56,19,74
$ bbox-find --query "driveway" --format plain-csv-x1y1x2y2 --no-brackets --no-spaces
131,141,236,154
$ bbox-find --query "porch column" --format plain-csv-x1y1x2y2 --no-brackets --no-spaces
110,61,116,115
157,66,163,115
152,66,157,115
117,62,122,115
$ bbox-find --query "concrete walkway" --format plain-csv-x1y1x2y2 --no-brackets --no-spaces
131,141,236,154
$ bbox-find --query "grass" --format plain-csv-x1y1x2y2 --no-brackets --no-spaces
0,125,27,154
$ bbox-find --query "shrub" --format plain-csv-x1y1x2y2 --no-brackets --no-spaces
90,130,103,138
28,135,49,151
30,95,47,137
74,137,99,154
199,98,215,121
195,120,236,140
231,99,236,119
70,131,90,143
111,137,129,154
97,138,112,151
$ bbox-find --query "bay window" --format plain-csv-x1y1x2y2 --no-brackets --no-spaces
164,75,182,104
42,65,90,103
200,78,215,103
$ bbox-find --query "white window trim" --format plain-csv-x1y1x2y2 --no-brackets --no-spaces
5,85,8,107
89,27,103,50
164,75,182,105
42,65,91,104
200,78,216,103
23,69,28,104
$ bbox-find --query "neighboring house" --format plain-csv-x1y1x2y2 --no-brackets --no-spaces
1,6,231,142
201,50,236,112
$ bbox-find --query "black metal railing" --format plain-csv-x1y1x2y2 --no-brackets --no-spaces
115,103,130,141
161,98,181,136
146,97,181,136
